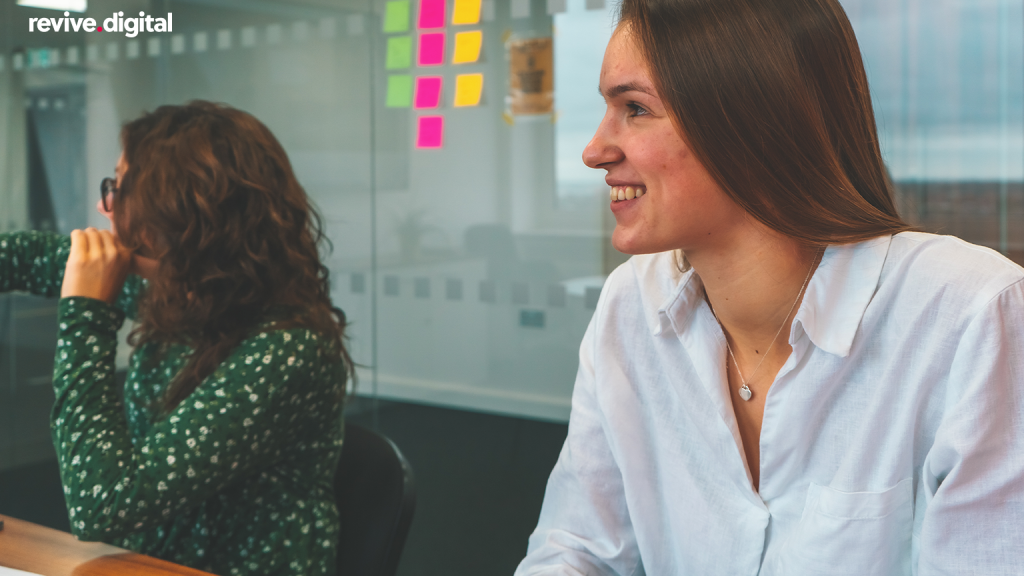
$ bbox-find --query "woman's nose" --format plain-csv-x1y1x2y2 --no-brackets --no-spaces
582,118,623,170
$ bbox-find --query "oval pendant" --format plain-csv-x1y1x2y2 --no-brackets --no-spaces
739,385,753,401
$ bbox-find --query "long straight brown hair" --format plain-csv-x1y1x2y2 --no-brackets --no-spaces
620,0,913,245
115,101,353,413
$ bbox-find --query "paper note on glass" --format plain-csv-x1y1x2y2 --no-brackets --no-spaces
417,116,444,148
418,0,445,29
452,31,482,64
452,0,482,24
383,0,411,32
385,36,412,69
418,32,445,66
386,75,413,107
415,76,443,109
508,37,554,115
454,73,484,107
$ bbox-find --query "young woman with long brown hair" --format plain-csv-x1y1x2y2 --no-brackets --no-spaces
516,0,1024,573
0,101,352,575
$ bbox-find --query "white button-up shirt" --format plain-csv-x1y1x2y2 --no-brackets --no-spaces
516,233,1024,576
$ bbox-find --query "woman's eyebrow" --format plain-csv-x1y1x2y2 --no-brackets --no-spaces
600,82,654,99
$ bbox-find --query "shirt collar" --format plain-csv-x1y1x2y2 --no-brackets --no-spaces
650,235,893,358
796,235,892,357
633,252,693,338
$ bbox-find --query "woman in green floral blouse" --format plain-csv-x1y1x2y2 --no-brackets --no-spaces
0,101,353,576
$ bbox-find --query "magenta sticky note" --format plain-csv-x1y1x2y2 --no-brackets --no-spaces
415,76,443,109
418,32,445,66
418,0,446,29
417,116,444,149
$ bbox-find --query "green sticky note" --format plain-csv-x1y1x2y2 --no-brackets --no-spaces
383,0,411,33
386,75,413,107
385,36,412,70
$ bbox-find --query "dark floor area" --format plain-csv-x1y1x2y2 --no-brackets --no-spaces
0,398,568,576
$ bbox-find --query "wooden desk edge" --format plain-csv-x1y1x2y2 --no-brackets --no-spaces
0,515,216,576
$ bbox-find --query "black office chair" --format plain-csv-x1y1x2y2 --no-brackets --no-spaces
334,423,417,576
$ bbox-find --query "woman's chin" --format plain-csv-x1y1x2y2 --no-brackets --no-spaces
611,229,656,256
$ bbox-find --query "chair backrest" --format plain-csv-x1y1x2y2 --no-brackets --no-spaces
334,423,417,576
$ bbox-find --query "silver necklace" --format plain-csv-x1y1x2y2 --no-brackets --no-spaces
708,249,821,402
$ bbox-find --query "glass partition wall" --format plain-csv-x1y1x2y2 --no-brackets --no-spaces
1,0,1021,573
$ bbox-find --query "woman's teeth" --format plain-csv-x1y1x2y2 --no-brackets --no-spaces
609,186,646,202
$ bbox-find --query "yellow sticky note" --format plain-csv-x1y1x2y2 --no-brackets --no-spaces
452,0,482,25
454,73,484,107
452,30,483,64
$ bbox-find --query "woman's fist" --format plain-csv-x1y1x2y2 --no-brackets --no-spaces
61,228,132,303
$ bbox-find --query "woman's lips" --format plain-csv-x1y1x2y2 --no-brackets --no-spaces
609,186,647,202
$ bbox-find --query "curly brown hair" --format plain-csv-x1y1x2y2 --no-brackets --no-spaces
114,100,353,413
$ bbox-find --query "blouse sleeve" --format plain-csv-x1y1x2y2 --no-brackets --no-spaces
515,312,644,576
0,231,71,298
0,230,143,318
50,296,343,542
916,278,1024,574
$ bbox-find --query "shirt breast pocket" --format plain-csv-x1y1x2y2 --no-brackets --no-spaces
776,478,914,576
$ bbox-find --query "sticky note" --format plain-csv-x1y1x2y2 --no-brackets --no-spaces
385,36,412,69
452,0,482,24
418,32,445,66
452,31,482,64
454,74,483,107
415,76,443,109
383,0,411,33
386,75,413,107
417,116,444,148
418,0,445,29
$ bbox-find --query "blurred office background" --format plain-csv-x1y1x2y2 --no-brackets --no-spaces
0,0,1021,574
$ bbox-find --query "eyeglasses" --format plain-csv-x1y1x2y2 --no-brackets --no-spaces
100,177,117,212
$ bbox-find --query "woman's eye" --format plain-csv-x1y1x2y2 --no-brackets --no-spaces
626,103,649,117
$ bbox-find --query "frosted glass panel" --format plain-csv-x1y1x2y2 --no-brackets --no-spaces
365,0,615,421
0,0,375,470
846,0,1024,259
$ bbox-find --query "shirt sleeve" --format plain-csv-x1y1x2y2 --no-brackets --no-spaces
51,296,343,542
515,313,644,576
0,230,142,318
0,231,71,297
917,278,1024,574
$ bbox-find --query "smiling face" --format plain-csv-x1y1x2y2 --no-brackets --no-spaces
584,26,749,256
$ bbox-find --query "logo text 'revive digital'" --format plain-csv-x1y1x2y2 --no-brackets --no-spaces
28,11,173,37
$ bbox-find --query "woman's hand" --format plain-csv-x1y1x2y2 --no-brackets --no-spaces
61,228,132,303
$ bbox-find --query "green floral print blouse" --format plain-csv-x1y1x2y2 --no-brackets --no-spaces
0,231,346,576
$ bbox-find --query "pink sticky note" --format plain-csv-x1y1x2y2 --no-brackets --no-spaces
417,116,444,149
418,32,445,66
415,76,443,109
418,0,446,29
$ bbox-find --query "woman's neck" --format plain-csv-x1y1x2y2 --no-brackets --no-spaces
688,227,820,351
